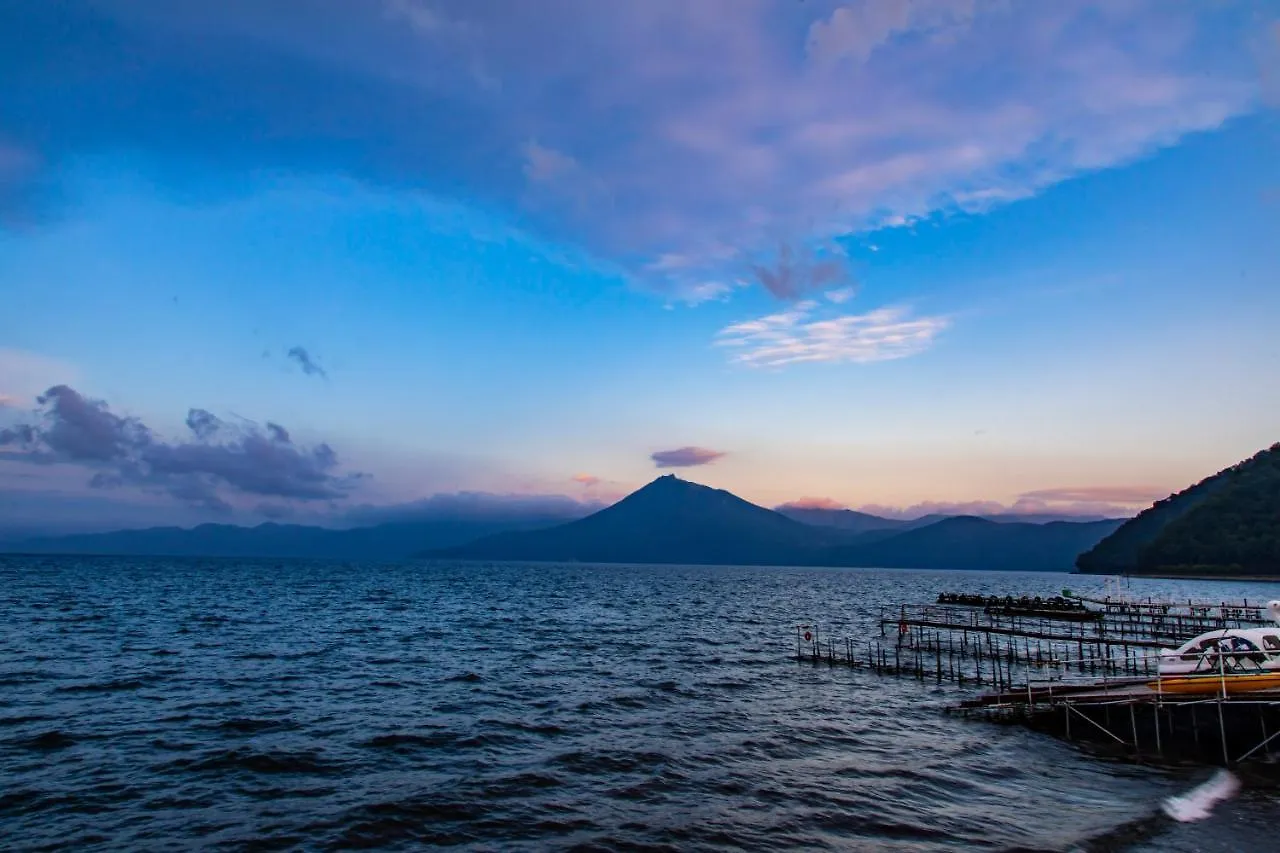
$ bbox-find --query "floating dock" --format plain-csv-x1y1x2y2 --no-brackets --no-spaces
796,591,1280,765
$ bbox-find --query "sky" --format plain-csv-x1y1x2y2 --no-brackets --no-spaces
1,0,1278,536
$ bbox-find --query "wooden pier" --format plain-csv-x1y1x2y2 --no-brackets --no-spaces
796,590,1280,765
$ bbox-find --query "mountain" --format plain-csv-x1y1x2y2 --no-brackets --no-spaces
436,476,1121,570
1078,443,1280,576
823,516,1125,572
433,475,852,565
774,506,906,535
3,512,587,560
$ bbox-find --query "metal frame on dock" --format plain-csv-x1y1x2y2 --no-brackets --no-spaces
795,593,1280,765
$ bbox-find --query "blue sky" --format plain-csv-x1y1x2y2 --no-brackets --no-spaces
1,0,1278,534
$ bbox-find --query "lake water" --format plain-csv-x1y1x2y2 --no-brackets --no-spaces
2,556,1278,851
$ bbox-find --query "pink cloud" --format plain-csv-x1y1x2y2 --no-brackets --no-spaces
778,496,847,510
717,301,948,367
858,499,1009,520
571,473,601,487
650,446,726,468
1017,485,1167,504
858,483,1167,520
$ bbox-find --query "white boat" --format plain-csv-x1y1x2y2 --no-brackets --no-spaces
1157,601,1280,676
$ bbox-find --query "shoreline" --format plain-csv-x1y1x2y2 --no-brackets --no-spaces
1098,573,1280,584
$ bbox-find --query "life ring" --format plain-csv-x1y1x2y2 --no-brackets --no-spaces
803,630,812,642
898,619,909,636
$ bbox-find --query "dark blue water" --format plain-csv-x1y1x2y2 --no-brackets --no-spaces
2,557,1278,851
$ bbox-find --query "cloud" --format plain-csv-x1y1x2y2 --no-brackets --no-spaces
286,346,328,379
185,408,223,440
256,502,296,520
650,446,726,468
525,141,580,185
825,286,857,304
571,473,601,487
778,496,847,510
807,0,979,68
858,484,1166,520
748,242,853,300
716,300,947,367
858,499,1015,519
0,2,1258,300
0,385,363,509
1017,485,1167,505
384,0,453,36
1261,18,1280,105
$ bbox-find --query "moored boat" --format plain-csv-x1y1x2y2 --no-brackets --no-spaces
1150,671,1280,695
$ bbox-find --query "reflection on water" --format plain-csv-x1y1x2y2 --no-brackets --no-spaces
1,557,1277,851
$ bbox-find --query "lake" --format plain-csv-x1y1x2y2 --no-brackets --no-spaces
2,556,1278,851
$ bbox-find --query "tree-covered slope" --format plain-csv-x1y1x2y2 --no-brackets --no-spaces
1077,443,1280,575
1136,444,1280,573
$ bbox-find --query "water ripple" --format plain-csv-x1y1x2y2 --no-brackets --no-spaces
3,556,1280,851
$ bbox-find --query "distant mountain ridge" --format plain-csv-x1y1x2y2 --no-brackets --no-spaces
1078,443,1280,576
2,511,590,560
4,476,1125,570
780,506,1116,530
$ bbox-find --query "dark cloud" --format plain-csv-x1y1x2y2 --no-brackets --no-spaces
286,347,327,379
0,385,363,509
0,424,38,447
749,243,853,300
650,446,726,468
32,385,152,461
185,408,223,440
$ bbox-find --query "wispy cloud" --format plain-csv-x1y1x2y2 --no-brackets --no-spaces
651,446,726,468
286,346,328,379
716,300,947,367
858,484,1167,520
1018,486,1167,505
571,473,601,487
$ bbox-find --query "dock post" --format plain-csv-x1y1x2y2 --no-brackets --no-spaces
1218,696,1230,765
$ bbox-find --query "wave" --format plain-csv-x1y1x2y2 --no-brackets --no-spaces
11,730,77,750
55,678,148,693
213,718,298,734
1162,770,1240,822
168,747,341,775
